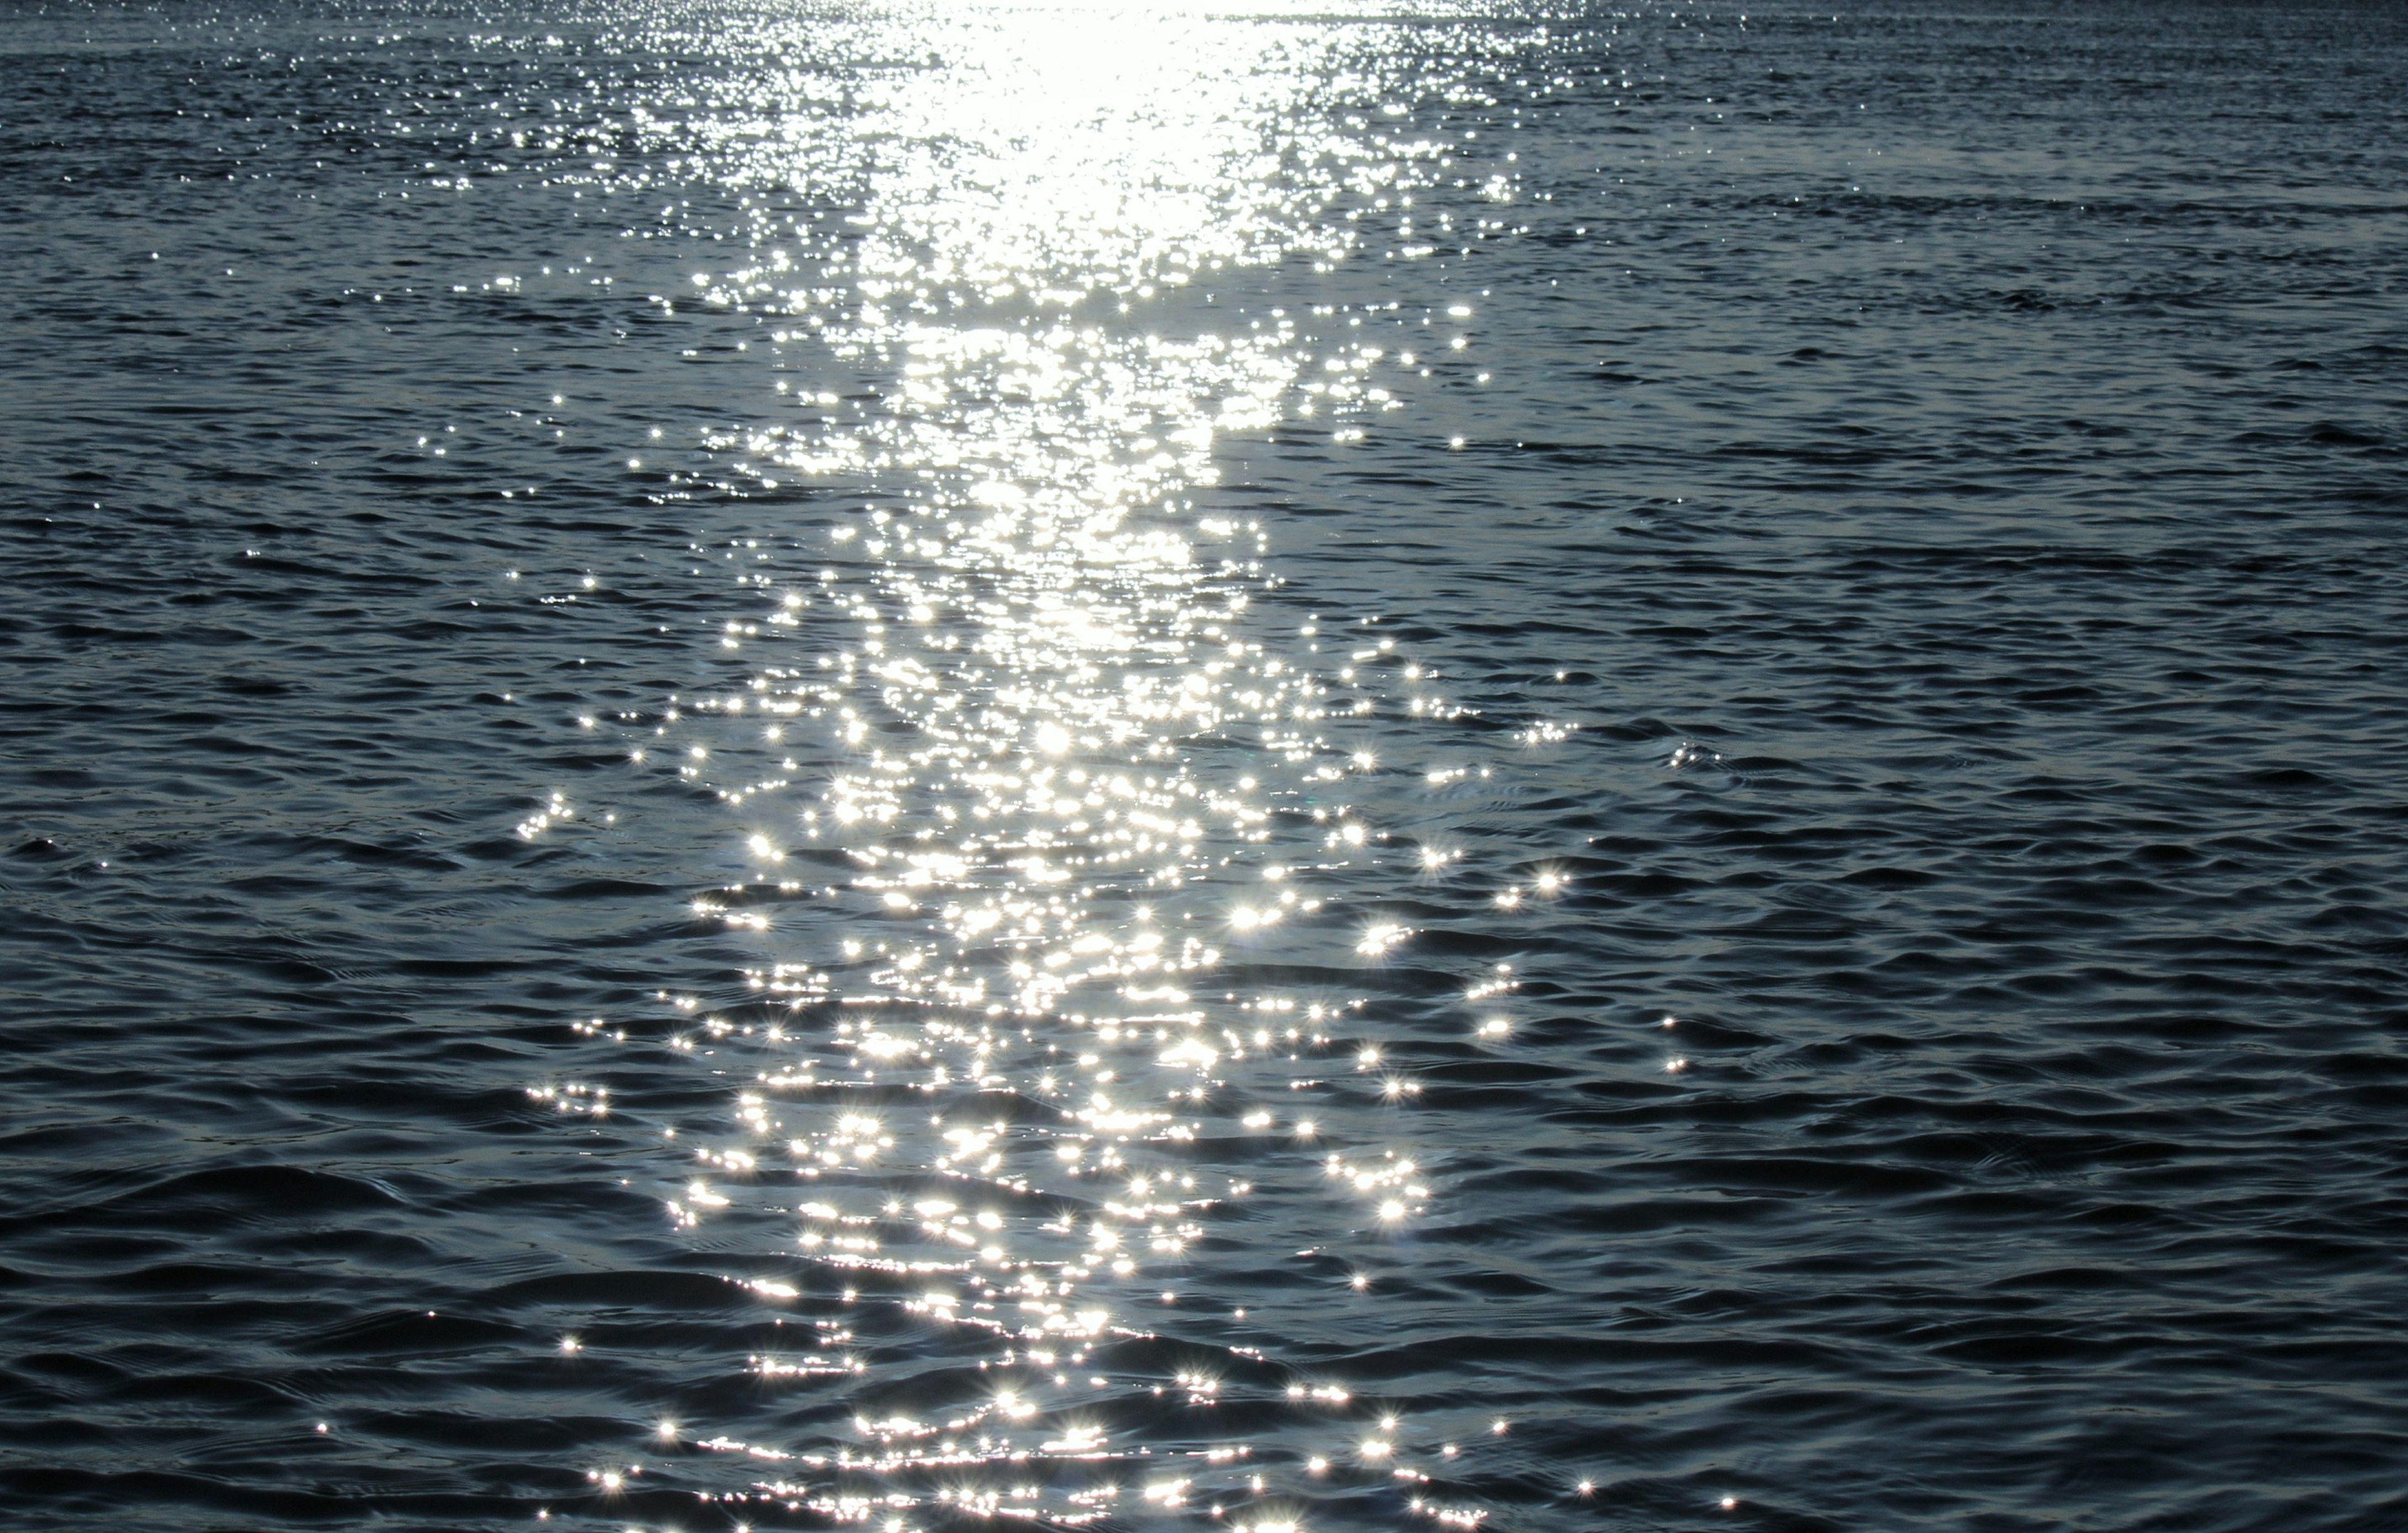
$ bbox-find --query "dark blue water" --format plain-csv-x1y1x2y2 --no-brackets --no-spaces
6,3,2407,1529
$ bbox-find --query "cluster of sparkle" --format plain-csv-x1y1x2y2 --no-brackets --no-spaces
508,6,1660,1530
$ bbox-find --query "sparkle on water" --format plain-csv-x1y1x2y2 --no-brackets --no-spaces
518,4,1580,1528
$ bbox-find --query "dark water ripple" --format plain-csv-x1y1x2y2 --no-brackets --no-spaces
6,3,2408,1530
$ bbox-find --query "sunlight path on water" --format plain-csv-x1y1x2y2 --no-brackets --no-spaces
597,6,1541,1530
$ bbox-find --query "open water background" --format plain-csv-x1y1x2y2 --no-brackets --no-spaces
4,1,2407,1529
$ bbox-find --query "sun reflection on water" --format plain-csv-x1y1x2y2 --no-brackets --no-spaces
529,4,1581,1528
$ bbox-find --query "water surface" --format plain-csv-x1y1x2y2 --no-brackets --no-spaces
5,3,2408,1530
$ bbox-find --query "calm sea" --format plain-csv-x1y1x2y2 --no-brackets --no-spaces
5,2,2407,1529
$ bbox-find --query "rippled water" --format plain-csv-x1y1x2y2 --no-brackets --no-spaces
6,2,2408,1529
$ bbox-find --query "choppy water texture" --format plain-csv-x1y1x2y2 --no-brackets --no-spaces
6,1,2408,1529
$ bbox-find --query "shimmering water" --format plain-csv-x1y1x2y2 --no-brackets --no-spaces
6,2,2408,1529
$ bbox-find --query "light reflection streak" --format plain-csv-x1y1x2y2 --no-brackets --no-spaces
524,4,1597,1529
